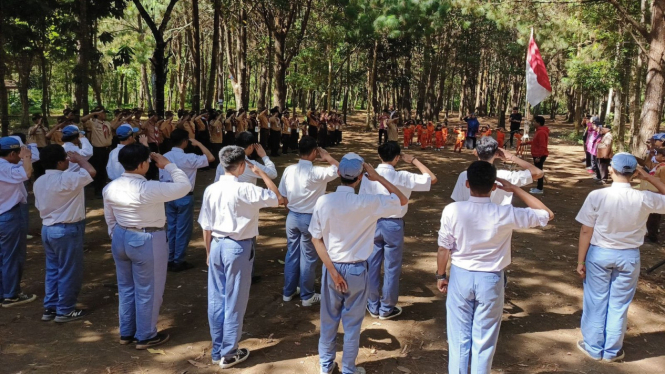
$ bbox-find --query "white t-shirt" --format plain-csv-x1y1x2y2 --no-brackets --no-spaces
278,160,338,214
359,164,431,218
451,169,533,206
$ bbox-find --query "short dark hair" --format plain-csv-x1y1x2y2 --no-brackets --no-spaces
299,136,317,156
476,136,498,161
378,141,401,162
170,129,190,148
220,146,246,173
534,115,545,126
236,131,256,149
40,144,67,170
62,134,78,143
0,149,18,158
512,107,518,111
118,143,151,172
12,132,26,144
467,161,496,195
340,176,359,185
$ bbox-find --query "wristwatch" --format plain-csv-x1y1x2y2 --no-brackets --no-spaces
435,272,447,280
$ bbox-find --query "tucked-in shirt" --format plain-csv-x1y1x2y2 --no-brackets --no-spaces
576,182,665,249
142,120,162,144
63,138,93,172
103,163,191,236
34,169,93,225
214,156,277,184
160,147,209,191
451,169,533,206
309,186,402,263
438,196,550,272
278,160,338,214
0,158,29,215
28,125,48,148
106,144,125,181
209,119,224,143
84,119,113,147
359,164,431,218
198,175,279,240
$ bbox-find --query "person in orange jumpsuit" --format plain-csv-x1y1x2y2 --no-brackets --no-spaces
403,121,414,149
422,121,435,150
481,126,492,138
515,129,524,156
453,127,466,153
415,121,424,146
496,127,506,148
441,125,449,149
435,124,445,151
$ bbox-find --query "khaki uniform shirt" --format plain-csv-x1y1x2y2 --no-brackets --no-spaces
282,117,291,134
258,112,270,129
84,118,113,147
143,120,162,144
160,119,174,139
28,125,48,148
270,116,281,131
210,119,224,144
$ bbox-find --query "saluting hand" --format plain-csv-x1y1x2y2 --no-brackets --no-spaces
19,146,32,160
246,160,260,175
67,151,83,164
138,135,149,147
401,153,415,164
254,143,267,158
363,163,380,181
495,177,516,193
497,148,515,162
150,153,171,169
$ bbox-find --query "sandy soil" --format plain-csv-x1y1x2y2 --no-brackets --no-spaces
2,113,665,374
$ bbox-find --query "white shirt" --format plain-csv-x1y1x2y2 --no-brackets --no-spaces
438,196,550,272
278,160,338,214
103,163,191,236
451,169,533,206
309,186,402,263
576,182,665,249
106,144,125,181
63,138,93,172
214,156,277,184
359,164,431,218
34,169,93,225
0,158,29,215
160,147,209,191
198,175,279,240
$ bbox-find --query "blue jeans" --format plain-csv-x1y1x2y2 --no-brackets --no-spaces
367,218,404,317
447,265,504,374
283,212,317,300
581,245,640,360
319,262,369,374
0,204,26,299
208,237,254,361
166,194,194,264
111,226,168,341
42,220,85,314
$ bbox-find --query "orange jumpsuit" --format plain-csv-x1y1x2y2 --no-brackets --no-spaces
454,129,466,152
416,125,423,145
482,128,492,138
404,126,413,148
441,128,449,148
515,133,524,156
435,130,444,149
496,130,505,148
422,123,435,149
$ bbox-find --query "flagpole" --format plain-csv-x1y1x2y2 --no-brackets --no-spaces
524,28,534,139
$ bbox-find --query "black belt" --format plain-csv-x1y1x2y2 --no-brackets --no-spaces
119,225,164,233
187,192,194,196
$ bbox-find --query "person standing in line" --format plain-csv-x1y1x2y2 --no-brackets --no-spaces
279,137,339,307
198,146,285,369
28,113,48,178
317,110,329,149
359,142,436,321
281,110,292,155
386,118,399,143
214,132,277,184
107,124,148,181
307,109,319,140
508,107,522,149
61,125,93,173
81,107,114,197
523,115,549,194
437,161,553,374
248,110,260,145
289,112,300,151
34,146,96,322
209,111,225,167
378,109,389,145
595,124,613,184
0,137,37,307
462,112,480,150
575,154,665,362
161,129,215,272
103,144,191,349
269,108,282,157
158,112,175,154
258,109,270,150
310,154,408,374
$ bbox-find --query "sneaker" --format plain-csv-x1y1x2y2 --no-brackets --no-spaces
592,176,601,181
119,335,137,345
55,309,87,323
379,306,403,320
577,340,600,361
26,234,34,240
602,349,625,363
354,367,366,374
169,261,194,272
366,305,379,319
220,348,250,369
136,332,170,350
283,287,301,302
251,275,262,284
320,361,337,374
302,293,321,307
2,293,37,308
529,188,544,195
41,308,57,321
212,358,221,365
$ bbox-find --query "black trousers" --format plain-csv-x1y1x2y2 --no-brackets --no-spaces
378,129,386,144
160,138,172,154
596,158,610,181
647,213,662,242
146,143,160,180
260,128,270,150
281,133,291,154
318,128,328,148
32,147,45,179
336,130,342,144
309,125,318,139
223,131,236,146
465,136,477,149
290,130,299,150
533,155,547,190
210,142,223,167
509,127,520,147
585,151,592,168
90,146,111,193
269,129,281,156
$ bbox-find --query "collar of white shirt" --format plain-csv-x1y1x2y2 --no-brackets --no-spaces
298,159,313,166
611,182,631,189
219,174,239,182
45,170,64,175
121,172,147,180
377,164,395,171
468,196,492,203
336,185,355,193
170,147,184,154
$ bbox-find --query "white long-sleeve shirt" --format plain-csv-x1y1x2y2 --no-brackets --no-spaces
278,160,338,214
359,164,431,218
63,138,93,173
451,169,533,206
160,147,209,191
34,169,93,225
214,156,277,184
106,144,125,181
103,163,191,236
0,158,29,215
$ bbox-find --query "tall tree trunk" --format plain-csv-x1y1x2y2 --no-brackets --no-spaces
273,32,287,109
16,54,33,127
76,0,91,114
191,0,201,111
326,45,333,110
39,49,50,124
365,39,378,130
205,0,221,109
630,0,647,145
0,2,8,136
141,65,153,111
258,59,268,110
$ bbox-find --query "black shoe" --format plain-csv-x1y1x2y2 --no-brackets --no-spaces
220,348,250,369
169,261,194,272
2,293,37,308
136,332,170,350
55,309,87,323
379,306,403,320
119,335,138,345
251,275,262,285
167,261,175,271
42,308,57,321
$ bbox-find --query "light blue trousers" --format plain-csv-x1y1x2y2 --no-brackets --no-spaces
208,237,254,361
283,211,317,300
0,204,26,299
367,218,404,317
447,265,504,374
42,220,85,315
111,226,168,341
581,245,639,360
166,194,194,264
319,262,369,374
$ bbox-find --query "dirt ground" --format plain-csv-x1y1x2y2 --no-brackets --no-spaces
2,112,665,374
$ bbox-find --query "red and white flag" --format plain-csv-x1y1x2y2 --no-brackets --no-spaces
526,29,552,107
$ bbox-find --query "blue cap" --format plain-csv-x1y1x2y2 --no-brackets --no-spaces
0,136,21,150
116,124,139,139
653,133,665,141
610,152,637,174
62,125,84,137
339,152,364,179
